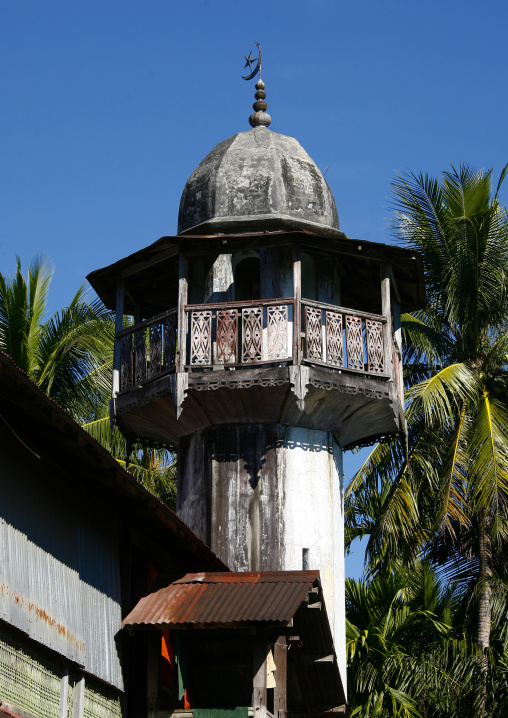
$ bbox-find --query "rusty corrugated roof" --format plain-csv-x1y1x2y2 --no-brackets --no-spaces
123,570,319,629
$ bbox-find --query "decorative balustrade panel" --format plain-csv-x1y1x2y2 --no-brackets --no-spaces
305,307,324,361
190,311,212,365
268,305,288,359
242,307,263,363
120,336,133,391
164,313,177,370
325,310,343,366
217,309,238,363
118,310,177,391
303,300,388,377
366,319,384,373
186,300,292,368
346,315,364,370
134,329,147,384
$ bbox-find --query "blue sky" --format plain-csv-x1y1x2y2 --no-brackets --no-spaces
2,0,508,578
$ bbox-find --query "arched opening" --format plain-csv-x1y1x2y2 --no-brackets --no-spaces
234,256,261,302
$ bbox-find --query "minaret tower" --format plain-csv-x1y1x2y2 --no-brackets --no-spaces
87,48,426,690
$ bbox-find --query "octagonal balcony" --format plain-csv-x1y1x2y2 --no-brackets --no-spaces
113,294,404,449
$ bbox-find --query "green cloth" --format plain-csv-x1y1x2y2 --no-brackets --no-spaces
194,709,248,718
174,632,188,701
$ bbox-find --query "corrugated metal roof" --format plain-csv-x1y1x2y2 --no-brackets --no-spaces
123,571,319,629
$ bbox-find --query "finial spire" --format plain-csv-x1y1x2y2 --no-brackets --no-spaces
242,43,271,128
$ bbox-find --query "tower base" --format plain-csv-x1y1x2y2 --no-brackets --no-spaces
177,423,346,680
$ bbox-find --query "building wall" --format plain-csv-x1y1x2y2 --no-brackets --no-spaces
0,425,124,702
177,423,346,688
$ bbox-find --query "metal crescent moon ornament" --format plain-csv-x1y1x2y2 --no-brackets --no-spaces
242,43,262,81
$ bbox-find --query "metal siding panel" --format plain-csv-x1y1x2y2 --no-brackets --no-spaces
77,517,123,691
1,519,85,665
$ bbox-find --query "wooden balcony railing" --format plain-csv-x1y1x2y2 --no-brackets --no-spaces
116,298,392,393
185,298,294,368
117,308,177,391
301,299,388,376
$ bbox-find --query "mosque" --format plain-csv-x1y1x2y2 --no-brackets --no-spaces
87,49,424,716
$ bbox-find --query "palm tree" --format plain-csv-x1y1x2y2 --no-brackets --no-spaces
0,255,114,422
345,164,508,713
0,255,177,507
346,562,476,718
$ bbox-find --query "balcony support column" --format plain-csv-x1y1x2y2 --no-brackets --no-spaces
112,280,125,399
392,299,404,403
380,263,394,380
293,244,302,365
176,253,189,418
177,253,188,372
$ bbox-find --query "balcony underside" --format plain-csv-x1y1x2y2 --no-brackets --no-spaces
114,365,403,449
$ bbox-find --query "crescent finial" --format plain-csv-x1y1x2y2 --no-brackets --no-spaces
242,43,262,81
242,44,271,128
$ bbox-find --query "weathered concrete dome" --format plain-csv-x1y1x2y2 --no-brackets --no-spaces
178,126,343,237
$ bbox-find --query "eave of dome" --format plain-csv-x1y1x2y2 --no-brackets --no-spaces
178,126,341,237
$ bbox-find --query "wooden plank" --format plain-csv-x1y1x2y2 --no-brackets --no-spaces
116,307,177,338
273,635,287,718
301,297,387,323
186,297,294,312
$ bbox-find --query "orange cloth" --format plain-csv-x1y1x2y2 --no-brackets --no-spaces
161,630,174,687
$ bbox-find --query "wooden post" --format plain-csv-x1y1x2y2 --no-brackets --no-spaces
293,244,302,365
392,299,404,402
147,632,160,718
252,632,268,718
59,666,69,718
73,674,85,718
177,253,188,372
380,262,394,378
273,636,287,718
112,280,125,398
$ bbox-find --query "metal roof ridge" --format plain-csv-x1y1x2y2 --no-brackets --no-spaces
174,570,320,584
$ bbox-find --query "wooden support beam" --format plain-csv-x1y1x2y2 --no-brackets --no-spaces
252,632,268,718
273,635,287,718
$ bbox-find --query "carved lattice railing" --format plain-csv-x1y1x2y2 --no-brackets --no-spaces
185,298,293,368
116,299,391,389
302,299,388,376
117,308,177,391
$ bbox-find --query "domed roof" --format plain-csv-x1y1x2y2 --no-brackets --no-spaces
177,126,343,237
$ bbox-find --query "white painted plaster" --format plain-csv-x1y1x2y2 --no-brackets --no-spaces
279,426,346,696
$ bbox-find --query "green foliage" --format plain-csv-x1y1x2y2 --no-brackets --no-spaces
346,163,508,714
346,563,508,717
